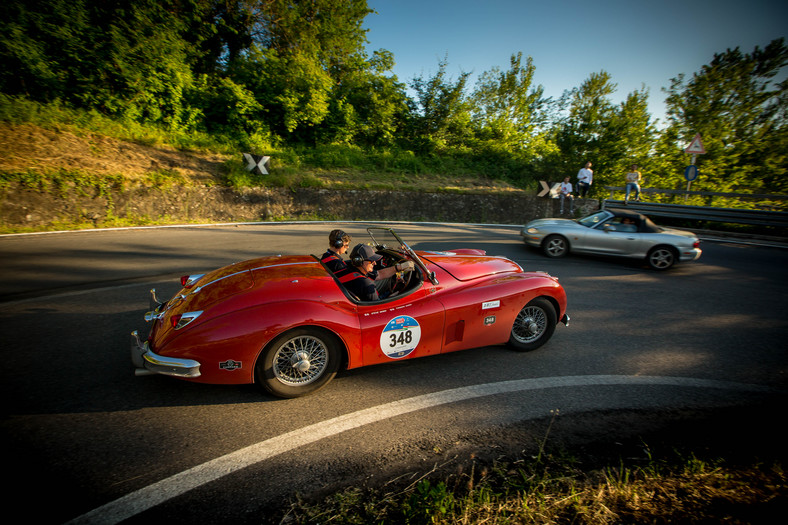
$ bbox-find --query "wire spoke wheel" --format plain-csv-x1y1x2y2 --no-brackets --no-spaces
512,305,548,344
258,329,341,398
508,298,557,351
273,335,328,386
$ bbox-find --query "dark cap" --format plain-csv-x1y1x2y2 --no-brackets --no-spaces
352,244,382,263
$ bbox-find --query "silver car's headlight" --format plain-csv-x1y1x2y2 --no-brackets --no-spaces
527,227,539,234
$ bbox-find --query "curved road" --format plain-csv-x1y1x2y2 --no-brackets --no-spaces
1,222,786,524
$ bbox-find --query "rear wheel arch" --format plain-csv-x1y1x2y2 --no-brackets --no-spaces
254,325,348,398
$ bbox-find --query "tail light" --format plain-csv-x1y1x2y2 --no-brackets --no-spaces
180,274,205,287
170,311,203,330
693,240,700,248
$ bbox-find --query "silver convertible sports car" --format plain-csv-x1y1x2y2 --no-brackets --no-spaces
521,208,702,270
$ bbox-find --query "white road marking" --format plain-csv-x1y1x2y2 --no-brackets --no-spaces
67,375,773,525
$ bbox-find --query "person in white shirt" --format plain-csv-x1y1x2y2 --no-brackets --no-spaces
559,176,574,214
577,161,593,198
624,164,642,203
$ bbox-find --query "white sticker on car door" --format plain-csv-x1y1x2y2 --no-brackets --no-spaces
380,315,422,359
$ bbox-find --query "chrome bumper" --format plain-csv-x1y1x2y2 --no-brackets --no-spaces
680,248,702,262
130,330,201,378
520,230,543,247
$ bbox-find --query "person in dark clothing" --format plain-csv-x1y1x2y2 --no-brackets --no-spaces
339,244,415,301
320,229,351,273
340,244,382,301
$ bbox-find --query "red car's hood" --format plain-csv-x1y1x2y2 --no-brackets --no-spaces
419,252,522,281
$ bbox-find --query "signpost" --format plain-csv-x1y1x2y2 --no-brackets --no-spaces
683,164,699,182
683,133,706,197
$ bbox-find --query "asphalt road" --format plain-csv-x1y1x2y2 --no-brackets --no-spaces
1,223,787,524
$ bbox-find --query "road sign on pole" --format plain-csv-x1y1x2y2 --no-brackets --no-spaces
684,165,699,182
683,134,706,196
684,133,706,155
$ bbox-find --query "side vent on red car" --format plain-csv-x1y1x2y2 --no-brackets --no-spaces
445,320,465,344
170,310,203,330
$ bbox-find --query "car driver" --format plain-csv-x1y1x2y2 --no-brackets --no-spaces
339,244,415,301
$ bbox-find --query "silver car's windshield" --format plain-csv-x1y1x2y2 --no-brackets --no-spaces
367,227,438,285
577,210,613,228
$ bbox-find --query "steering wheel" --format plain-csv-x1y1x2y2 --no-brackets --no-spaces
389,265,413,295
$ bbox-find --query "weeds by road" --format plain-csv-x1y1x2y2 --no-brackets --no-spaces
281,450,785,524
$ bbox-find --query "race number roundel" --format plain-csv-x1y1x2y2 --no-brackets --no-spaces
380,315,421,359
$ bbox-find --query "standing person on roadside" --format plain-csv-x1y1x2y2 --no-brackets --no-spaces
577,161,593,198
624,164,642,203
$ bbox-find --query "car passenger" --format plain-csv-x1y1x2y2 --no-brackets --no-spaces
321,229,352,273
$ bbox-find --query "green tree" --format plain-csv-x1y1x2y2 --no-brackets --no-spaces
600,87,656,186
1,0,99,103
0,0,201,130
658,38,788,194
549,71,617,188
406,57,473,153
546,72,658,194
316,49,409,147
231,0,378,143
471,52,550,153
103,2,199,129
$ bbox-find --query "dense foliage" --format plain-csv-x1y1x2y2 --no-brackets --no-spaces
1,0,786,195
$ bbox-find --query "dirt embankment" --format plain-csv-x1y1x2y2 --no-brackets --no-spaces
0,122,588,230
0,122,226,183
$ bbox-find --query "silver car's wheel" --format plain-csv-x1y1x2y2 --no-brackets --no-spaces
647,246,676,270
543,235,569,258
257,328,341,398
508,298,557,352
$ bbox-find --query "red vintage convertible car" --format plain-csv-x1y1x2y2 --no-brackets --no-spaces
131,227,569,398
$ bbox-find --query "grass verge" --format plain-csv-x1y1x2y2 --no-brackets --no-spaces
279,447,785,524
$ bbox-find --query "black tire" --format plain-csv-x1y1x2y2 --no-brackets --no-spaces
542,235,569,258
256,328,341,398
508,298,557,352
647,246,677,270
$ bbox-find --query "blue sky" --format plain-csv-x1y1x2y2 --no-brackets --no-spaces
364,0,787,125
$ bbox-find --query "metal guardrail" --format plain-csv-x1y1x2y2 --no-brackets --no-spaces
601,200,788,227
602,186,788,205
601,187,788,228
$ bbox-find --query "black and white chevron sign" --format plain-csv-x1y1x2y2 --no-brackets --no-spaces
242,153,270,175
537,180,561,198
